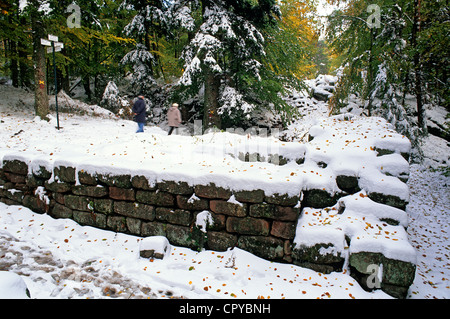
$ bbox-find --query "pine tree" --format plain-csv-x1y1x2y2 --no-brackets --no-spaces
176,0,280,130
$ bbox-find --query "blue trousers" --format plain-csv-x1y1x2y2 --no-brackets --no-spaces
136,122,145,133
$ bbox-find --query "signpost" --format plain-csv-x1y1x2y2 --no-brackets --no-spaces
41,34,63,130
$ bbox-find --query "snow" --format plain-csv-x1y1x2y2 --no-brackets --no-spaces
0,271,30,299
0,82,448,299
0,202,390,299
139,236,171,257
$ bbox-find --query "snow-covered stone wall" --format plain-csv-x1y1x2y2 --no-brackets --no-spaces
0,115,417,298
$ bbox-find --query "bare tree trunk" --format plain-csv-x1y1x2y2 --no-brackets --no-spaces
31,1,49,120
203,69,221,130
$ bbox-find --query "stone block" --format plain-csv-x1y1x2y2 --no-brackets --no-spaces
136,190,175,207
72,185,108,198
157,181,193,195
141,221,166,237
237,236,284,261
367,192,408,210
98,173,131,189
265,193,300,206
165,224,198,250
131,175,156,190
176,195,209,211
77,170,97,186
114,201,155,221
194,184,231,200
32,166,52,180
22,195,48,214
3,159,28,175
349,252,416,288
249,203,299,221
210,200,246,217
207,231,238,252
155,207,192,226
51,203,73,219
270,221,296,240
107,216,128,233
93,199,114,214
54,166,76,183
73,210,107,228
126,217,142,235
233,189,265,203
292,243,344,267
4,172,26,184
45,181,72,193
226,217,270,236
64,195,91,212
302,189,342,208
336,175,361,194
109,186,135,201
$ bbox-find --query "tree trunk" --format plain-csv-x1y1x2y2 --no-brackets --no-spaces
31,2,49,120
201,0,221,130
203,69,221,130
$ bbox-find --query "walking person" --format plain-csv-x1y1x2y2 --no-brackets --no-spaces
132,95,146,133
167,103,182,135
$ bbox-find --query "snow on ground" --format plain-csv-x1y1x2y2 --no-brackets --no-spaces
0,202,390,299
0,83,449,299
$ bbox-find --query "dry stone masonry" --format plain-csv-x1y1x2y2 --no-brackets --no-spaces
0,116,417,298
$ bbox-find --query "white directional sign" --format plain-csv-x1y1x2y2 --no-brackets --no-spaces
48,34,59,42
40,39,51,46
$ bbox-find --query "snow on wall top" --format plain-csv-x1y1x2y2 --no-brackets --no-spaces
0,112,410,200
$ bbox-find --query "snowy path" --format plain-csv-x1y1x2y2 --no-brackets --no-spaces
406,165,450,299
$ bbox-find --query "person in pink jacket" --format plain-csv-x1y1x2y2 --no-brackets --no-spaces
167,103,182,135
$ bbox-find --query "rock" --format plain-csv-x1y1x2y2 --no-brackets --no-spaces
139,236,171,260
54,166,76,183
97,173,132,189
265,193,300,206
109,186,135,201
131,175,156,190
77,170,97,186
233,189,265,203
207,231,238,252
136,190,175,207
292,243,344,269
302,189,342,208
155,207,192,226
210,200,246,217
349,251,416,294
114,201,155,221
194,183,231,200
237,236,284,261
93,199,114,214
249,203,299,221
270,221,296,240
336,175,360,194
73,210,107,228
176,194,209,211
64,195,91,212
226,217,270,236
157,181,193,195
72,185,108,198
3,160,28,175
367,192,408,210
107,216,128,233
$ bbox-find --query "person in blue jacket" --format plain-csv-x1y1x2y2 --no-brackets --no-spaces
132,95,146,133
